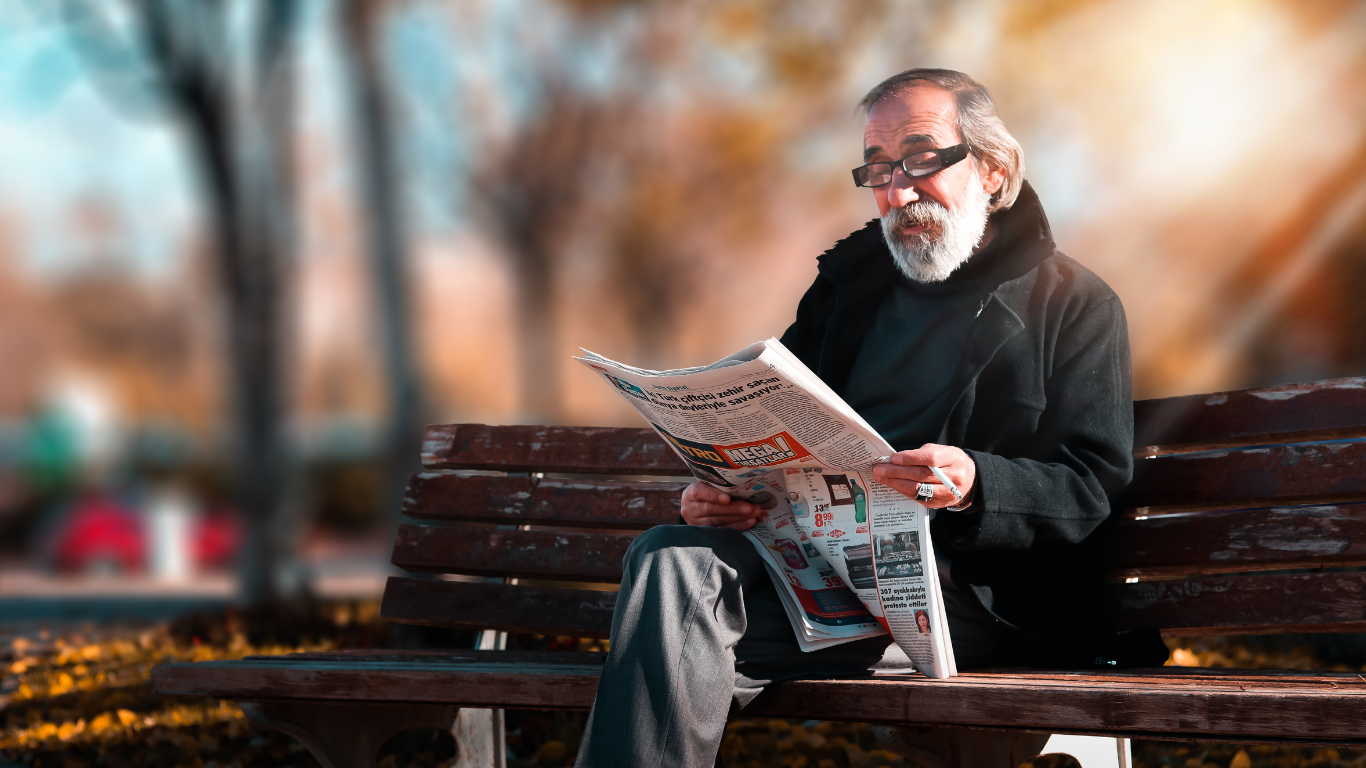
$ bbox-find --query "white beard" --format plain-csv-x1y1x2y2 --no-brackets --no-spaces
881,169,993,283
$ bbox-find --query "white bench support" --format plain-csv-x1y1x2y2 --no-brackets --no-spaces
1041,734,1131,768
451,627,509,768
453,706,506,768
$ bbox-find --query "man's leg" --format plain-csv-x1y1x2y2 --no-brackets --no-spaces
728,560,892,707
575,525,887,768
575,525,757,768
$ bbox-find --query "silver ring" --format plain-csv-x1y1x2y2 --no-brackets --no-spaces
916,482,935,502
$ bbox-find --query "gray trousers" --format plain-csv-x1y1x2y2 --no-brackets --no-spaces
575,525,1012,768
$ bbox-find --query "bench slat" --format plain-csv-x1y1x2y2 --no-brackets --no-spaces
419,377,1366,473
758,673,1366,743
385,570,1366,639
1112,571,1366,635
1109,504,1366,581
151,657,1366,743
421,424,688,475
1134,377,1366,458
383,576,614,635
403,474,685,529
390,525,634,581
253,649,607,664
380,578,615,637
1127,441,1366,515
152,656,604,711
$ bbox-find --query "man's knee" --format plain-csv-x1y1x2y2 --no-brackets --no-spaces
624,524,747,578
630,523,731,553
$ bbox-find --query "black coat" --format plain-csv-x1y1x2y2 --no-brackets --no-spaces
780,182,1167,667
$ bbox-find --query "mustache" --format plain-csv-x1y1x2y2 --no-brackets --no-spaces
885,200,950,233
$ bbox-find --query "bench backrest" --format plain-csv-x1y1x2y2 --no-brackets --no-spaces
381,377,1366,641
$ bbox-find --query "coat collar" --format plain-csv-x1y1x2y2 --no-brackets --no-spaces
811,181,1055,398
816,180,1057,293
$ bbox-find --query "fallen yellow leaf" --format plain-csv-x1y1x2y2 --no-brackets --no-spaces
1171,648,1201,667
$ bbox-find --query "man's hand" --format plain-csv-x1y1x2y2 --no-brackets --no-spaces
871,444,977,510
680,482,758,530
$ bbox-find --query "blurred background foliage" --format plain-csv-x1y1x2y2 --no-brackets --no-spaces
1,0,1365,596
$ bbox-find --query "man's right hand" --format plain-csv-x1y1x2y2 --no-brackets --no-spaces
680,483,758,531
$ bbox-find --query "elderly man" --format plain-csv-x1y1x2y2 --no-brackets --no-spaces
574,69,1165,768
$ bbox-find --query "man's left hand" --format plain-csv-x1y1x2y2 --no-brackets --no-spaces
871,444,976,510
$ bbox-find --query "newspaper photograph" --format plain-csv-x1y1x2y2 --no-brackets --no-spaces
576,337,957,679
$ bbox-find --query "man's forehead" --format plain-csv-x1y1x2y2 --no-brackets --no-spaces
862,86,960,159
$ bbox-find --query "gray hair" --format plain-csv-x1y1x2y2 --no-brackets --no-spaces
859,69,1025,213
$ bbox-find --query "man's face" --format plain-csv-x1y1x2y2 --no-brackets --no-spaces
863,86,1004,282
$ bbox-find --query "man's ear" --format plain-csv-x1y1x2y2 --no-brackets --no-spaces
979,160,1006,197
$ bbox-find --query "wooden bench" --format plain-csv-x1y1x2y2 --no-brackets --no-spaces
152,376,1366,768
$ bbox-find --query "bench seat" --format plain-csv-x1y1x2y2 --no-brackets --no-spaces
154,650,1366,746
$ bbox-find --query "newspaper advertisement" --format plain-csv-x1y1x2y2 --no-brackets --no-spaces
575,337,957,679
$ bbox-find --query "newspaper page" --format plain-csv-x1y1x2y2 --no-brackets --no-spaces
576,337,957,679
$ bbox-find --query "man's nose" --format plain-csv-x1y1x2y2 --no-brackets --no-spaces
887,169,919,208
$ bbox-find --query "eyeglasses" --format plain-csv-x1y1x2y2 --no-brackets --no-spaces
851,144,970,188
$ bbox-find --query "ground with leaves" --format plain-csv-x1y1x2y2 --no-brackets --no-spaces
4,608,1366,767
1,626,326,766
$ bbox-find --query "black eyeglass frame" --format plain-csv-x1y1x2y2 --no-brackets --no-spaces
851,143,971,188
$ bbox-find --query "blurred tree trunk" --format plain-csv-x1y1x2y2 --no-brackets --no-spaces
508,216,561,427
78,0,305,603
482,90,617,425
340,0,425,534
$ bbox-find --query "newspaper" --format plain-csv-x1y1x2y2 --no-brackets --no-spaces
576,338,957,679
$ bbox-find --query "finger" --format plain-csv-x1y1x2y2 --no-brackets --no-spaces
686,501,757,523
682,489,753,515
880,477,926,497
694,501,757,518
872,464,936,483
881,477,951,509
892,445,955,468
719,517,758,531
889,448,932,466
695,512,758,527
919,443,968,468
883,464,969,498
874,463,934,480
719,499,757,515
683,483,733,504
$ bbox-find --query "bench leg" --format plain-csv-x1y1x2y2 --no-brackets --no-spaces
451,628,508,768
452,707,506,768
872,725,1051,768
1041,734,1132,768
240,701,459,768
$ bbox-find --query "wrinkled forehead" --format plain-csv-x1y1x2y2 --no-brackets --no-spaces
862,85,962,161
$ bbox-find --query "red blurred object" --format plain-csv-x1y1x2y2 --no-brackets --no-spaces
51,493,243,575
53,492,145,574
193,506,242,571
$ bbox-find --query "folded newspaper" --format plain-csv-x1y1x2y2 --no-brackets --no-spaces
576,338,957,679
